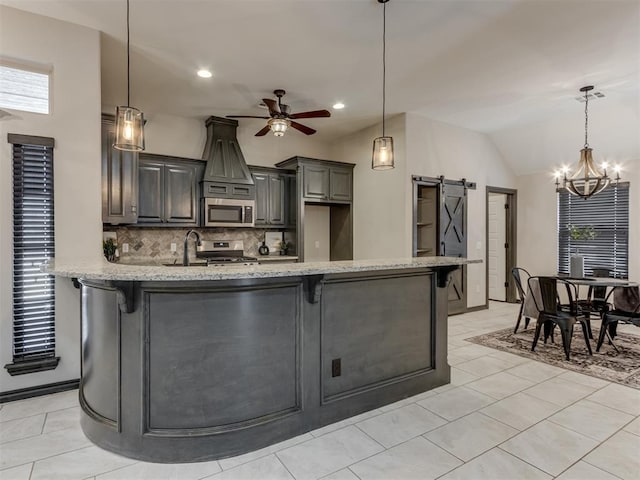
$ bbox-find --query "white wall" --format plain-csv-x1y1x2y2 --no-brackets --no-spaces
0,7,102,392
331,115,409,260
303,205,331,262
517,162,640,280
138,113,332,167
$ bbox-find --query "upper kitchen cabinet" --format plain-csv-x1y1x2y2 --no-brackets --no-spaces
277,157,354,204
101,114,138,224
250,166,294,227
137,153,204,226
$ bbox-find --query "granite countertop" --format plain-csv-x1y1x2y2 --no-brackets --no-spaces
43,257,481,282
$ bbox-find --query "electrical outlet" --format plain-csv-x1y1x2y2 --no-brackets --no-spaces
315,240,320,248
170,243,177,252
331,358,341,377
476,284,481,293
476,241,482,250
122,243,129,253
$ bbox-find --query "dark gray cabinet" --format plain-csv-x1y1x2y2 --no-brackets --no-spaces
301,163,352,202
250,167,290,227
102,115,138,224
275,157,355,262
138,154,204,226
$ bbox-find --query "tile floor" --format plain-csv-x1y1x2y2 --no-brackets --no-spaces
1,302,639,480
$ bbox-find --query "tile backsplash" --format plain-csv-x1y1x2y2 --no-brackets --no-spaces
105,227,295,263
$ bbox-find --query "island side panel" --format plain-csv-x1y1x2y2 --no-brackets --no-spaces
80,281,121,428
144,282,302,431
320,271,433,401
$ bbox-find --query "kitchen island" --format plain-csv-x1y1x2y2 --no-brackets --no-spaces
45,257,478,463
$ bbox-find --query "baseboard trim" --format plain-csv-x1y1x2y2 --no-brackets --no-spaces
465,305,489,313
0,379,79,404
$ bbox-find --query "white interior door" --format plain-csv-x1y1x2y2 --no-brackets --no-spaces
488,193,507,301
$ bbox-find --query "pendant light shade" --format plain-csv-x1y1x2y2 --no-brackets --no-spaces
114,0,145,151
556,85,618,199
372,136,394,170
372,0,394,170
115,106,144,151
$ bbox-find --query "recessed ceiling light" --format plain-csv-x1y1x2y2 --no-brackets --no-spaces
197,69,213,78
333,102,345,110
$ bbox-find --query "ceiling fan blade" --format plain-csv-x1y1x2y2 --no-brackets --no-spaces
289,109,331,119
262,98,280,114
226,115,270,119
255,125,271,136
290,121,316,135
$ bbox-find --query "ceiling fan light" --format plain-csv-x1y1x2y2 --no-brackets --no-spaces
114,106,144,151
372,136,394,170
268,118,290,137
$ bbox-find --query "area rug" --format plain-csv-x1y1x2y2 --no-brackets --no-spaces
465,325,640,389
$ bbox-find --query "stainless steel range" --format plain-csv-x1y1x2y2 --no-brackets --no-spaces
196,240,258,266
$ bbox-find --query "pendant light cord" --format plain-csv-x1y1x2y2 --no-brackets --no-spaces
382,1,386,137
126,0,131,107
584,88,589,149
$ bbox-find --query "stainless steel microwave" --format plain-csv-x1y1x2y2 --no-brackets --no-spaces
202,198,255,228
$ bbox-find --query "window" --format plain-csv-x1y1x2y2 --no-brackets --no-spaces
0,63,51,114
558,183,629,278
5,134,58,376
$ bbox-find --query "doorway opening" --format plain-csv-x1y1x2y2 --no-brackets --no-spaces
486,187,517,304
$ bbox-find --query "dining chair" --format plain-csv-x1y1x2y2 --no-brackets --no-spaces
578,267,613,331
528,276,592,360
596,286,640,352
512,267,531,334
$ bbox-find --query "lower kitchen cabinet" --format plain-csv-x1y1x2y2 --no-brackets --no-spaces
137,153,204,226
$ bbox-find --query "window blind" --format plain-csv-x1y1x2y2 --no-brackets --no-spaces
558,183,629,278
6,134,58,376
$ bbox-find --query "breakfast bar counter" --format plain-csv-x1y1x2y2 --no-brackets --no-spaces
45,257,478,463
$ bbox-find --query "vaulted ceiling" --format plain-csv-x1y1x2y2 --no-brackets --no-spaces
3,0,639,174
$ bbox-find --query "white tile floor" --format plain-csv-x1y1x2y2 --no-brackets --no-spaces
1,302,639,480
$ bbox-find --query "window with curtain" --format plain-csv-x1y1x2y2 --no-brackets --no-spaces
4,134,59,376
557,183,629,279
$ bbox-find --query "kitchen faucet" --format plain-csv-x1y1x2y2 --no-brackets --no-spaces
183,230,202,266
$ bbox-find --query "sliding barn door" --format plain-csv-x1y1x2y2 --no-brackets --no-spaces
439,183,467,315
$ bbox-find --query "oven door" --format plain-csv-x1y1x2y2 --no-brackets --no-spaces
203,198,255,227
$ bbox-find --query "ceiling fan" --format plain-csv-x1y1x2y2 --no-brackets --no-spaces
227,89,331,137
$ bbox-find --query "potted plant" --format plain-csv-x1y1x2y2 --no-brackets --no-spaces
278,240,291,256
103,238,118,262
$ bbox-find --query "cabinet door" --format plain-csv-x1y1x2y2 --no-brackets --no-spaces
268,174,286,225
286,174,297,228
138,159,164,223
165,163,200,225
303,165,329,200
101,117,138,224
253,173,269,226
329,168,352,202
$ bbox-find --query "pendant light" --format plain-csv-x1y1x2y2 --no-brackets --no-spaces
556,85,618,199
114,0,145,151
372,0,394,170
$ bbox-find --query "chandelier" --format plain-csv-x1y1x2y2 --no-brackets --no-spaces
556,85,618,199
